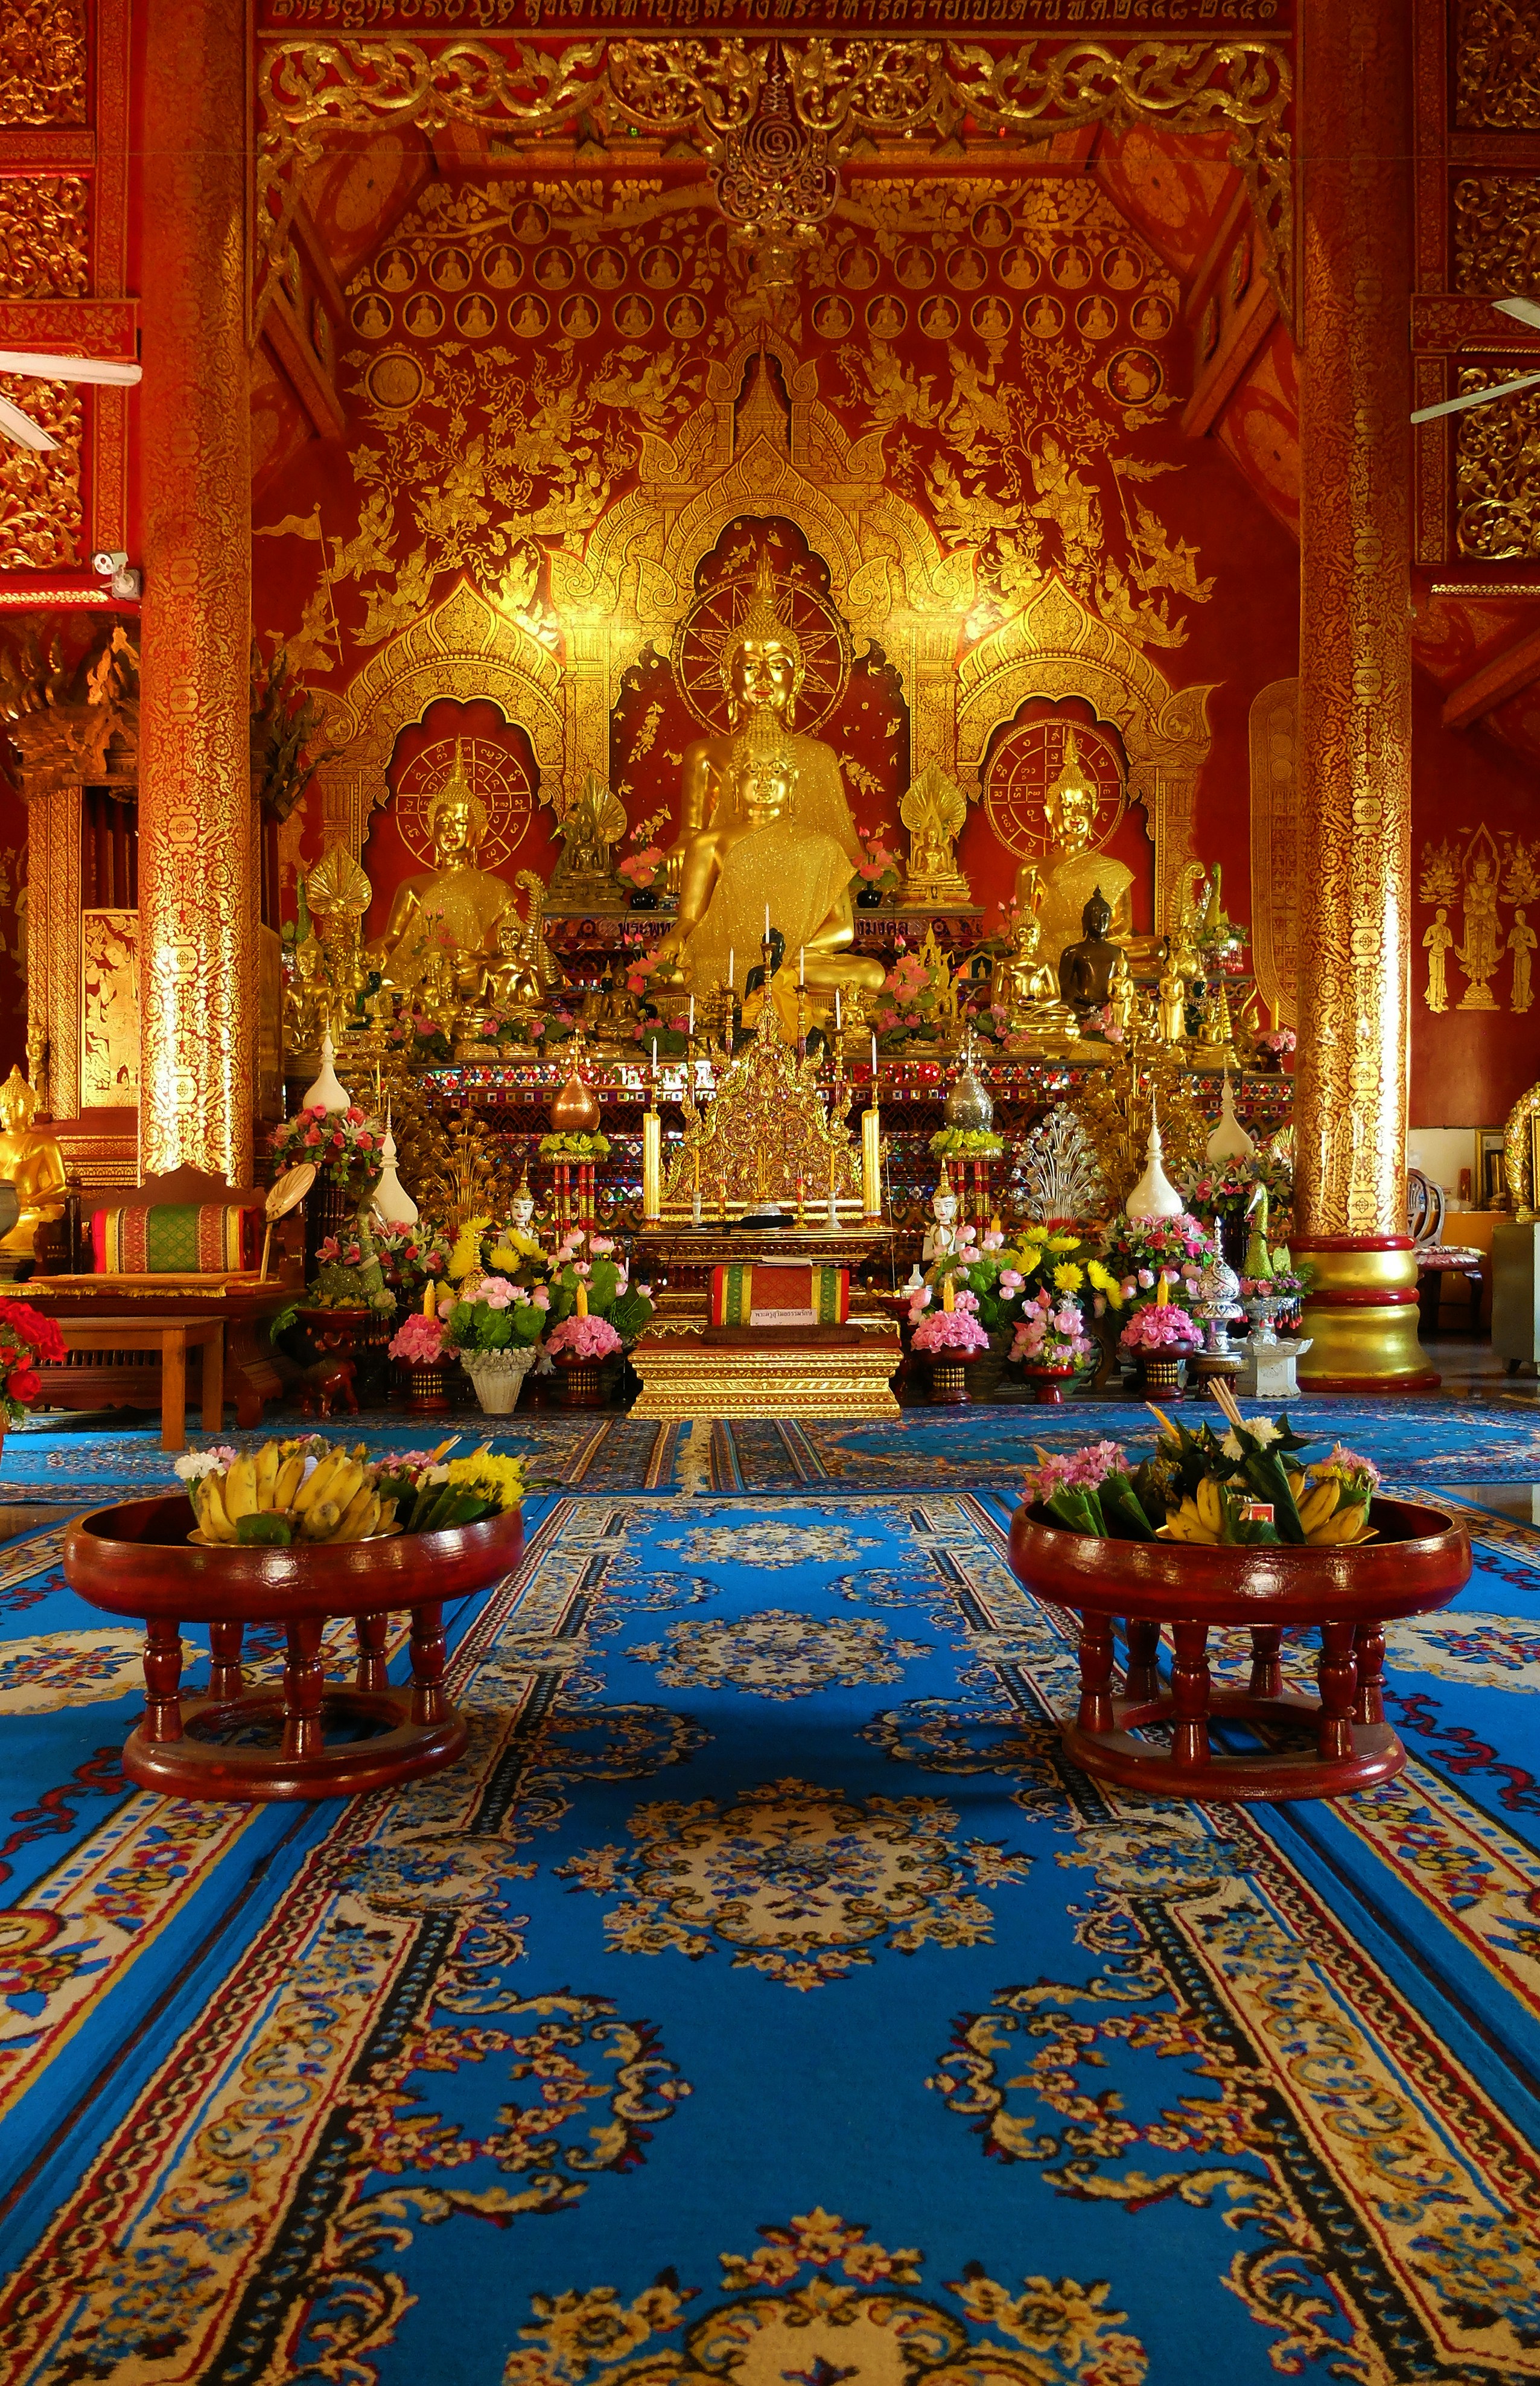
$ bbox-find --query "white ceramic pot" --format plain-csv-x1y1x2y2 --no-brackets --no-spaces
460,1345,538,1415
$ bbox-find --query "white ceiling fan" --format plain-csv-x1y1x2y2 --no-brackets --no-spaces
0,348,142,451
1411,296,1540,424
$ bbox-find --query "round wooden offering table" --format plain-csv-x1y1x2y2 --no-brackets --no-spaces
1010,1497,1470,1801
64,1493,524,1802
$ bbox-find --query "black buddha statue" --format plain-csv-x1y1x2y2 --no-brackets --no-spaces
1058,888,1123,1018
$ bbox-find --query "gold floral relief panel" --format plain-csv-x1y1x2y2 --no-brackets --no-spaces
0,0,88,127
80,908,140,1109
1455,0,1540,129
1455,369,1540,561
1452,176,1540,295
0,178,89,299
0,374,80,568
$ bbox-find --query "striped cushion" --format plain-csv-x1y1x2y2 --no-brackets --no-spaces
91,1203,261,1275
710,1263,849,1327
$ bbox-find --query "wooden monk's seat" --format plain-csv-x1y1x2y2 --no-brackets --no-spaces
629,1260,900,1420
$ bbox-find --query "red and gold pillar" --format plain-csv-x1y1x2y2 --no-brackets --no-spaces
138,0,253,1183
1293,0,1434,1389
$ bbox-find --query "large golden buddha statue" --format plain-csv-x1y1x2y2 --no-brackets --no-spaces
654,710,885,1004
0,1065,66,1274
367,743,515,993
1014,730,1135,971
669,553,858,883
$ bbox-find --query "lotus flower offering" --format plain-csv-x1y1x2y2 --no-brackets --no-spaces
1023,1382,1381,1551
173,1437,524,1548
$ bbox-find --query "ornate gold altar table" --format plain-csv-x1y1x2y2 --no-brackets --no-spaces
629,1316,902,1420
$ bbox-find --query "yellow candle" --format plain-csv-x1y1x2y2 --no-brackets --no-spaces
861,1105,882,1222
642,1109,661,1221
576,1278,589,1318
1156,1271,1169,1307
422,1281,436,1318
943,1274,956,1313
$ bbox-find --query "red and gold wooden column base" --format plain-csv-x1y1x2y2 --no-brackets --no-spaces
1294,1237,1439,1392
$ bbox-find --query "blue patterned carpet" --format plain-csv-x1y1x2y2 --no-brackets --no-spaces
1,1468,1539,2382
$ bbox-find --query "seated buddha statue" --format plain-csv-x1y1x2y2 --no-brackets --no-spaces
1015,730,1136,969
667,552,859,888
1059,890,1124,1020
990,911,1080,1050
653,709,885,1006
367,742,515,992
0,1065,66,1272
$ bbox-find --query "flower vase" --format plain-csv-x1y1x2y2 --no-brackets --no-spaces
628,887,659,912
927,1349,979,1406
460,1347,538,1416
554,1354,604,1409
1019,1364,1077,1406
1137,1354,1186,1396
856,887,883,910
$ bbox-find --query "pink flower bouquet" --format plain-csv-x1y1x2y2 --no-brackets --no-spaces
546,1313,622,1363
1119,1303,1202,1354
389,1311,445,1365
911,1307,990,1354
1010,1287,1095,1371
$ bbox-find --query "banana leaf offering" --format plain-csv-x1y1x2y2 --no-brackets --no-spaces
1022,1392,1381,1551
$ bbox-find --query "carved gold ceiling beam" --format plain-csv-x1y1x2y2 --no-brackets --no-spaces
255,32,1293,328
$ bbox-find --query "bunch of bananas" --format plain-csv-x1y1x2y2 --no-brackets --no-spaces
189,1440,398,1549
1160,1476,1231,1545
1285,1467,1376,1547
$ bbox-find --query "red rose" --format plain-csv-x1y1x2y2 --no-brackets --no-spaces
346,1107,363,1124
331,1132,345,1149
304,1128,320,1146
8,1368,39,1404
357,1134,374,1151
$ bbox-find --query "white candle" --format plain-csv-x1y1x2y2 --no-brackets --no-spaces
764,904,770,943
688,996,695,1035
835,991,842,1029
727,946,734,990
871,1031,878,1079
651,1037,657,1071
798,945,806,987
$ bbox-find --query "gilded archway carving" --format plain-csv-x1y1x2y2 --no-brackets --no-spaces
313,578,565,859
955,576,1215,936
548,336,972,791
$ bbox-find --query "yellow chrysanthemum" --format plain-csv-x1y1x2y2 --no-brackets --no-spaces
1022,1222,1051,1243
1047,1234,1078,1252
1052,1262,1084,1292
1087,1260,1113,1290
486,1246,520,1275
447,1215,492,1281
446,1450,526,1513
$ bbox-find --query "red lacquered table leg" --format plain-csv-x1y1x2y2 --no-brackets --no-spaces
1317,1620,1359,1762
1124,1619,1162,1702
409,1604,448,1729
209,1620,244,1702
142,1618,185,1743
1170,1623,1212,1769
281,1616,327,1763
1354,1622,1387,1726
355,1612,389,1694
1077,1617,1116,1733
1249,1626,1284,1699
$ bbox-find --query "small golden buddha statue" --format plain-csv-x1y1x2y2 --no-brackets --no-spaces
669,552,859,886
1016,731,1136,969
654,709,885,1005
1059,889,1124,1019
0,1065,66,1272
1156,945,1189,1043
283,933,333,1059
482,911,542,1010
900,764,970,906
990,911,1080,1050
1107,949,1138,1040
368,743,515,991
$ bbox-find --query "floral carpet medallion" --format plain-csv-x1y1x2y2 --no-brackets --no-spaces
0,1626,177,1714
500,2209,1145,2386
556,1776,1032,1988
3,1489,1540,2384
629,1610,933,1699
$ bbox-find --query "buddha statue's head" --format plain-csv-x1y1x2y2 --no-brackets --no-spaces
1012,911,1042,959
0,1065,36,1135
495,914,524,957
722,552,805,729
430,742,488,866
1080,889,1114,943
1043,731,1102,854
733,707,798,826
